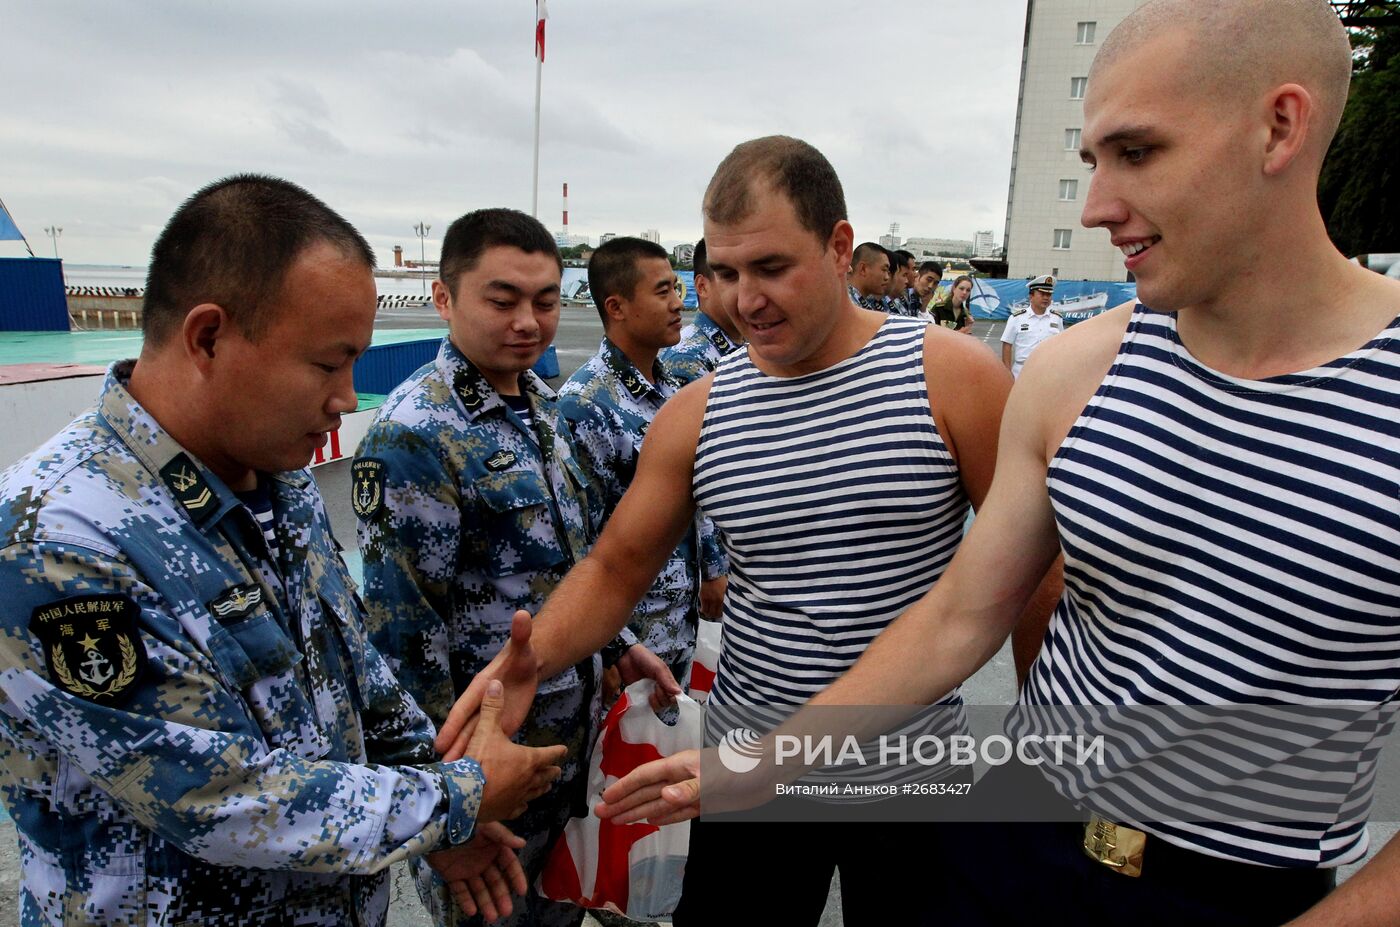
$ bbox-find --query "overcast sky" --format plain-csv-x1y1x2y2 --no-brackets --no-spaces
2,0,1028,266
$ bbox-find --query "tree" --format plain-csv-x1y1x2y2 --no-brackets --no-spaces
1319,1,1400,255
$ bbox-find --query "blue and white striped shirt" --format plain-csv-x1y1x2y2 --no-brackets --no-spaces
693,316,969,710
1023,304,1400,867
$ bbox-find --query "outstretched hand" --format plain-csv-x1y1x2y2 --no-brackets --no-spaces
596,748,701,827
468,679,567,824
437,611,541,761
428,821,527,921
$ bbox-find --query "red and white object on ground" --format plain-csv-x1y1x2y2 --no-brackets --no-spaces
687,618,722,703
538,679,701,920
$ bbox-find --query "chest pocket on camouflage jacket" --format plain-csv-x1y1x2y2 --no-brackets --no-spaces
473,469,568,578
206,609,330,760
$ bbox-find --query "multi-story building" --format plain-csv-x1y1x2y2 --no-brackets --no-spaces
554,233,590,248
903,237,975,259
974,230,997,258
672,243,695,265
878,223,901,251
641,229,661,244
1004,0,1145,281
599,233,617,246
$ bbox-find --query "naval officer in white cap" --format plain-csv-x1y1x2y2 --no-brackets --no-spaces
1001,274,1064,378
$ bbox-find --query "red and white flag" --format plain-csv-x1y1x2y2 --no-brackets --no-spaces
535,0,548,62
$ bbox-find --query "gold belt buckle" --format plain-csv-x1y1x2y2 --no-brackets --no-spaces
1082,813,1146,878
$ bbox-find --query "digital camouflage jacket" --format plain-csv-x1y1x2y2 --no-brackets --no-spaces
0,362,482,927
560,338,701,671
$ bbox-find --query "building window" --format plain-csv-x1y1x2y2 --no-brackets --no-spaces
1053,267,1060,276
1059,179,1079,201
1077,21,1097,44
1053,229,1073,250
1064,128,1082,150
1070,77,1087,100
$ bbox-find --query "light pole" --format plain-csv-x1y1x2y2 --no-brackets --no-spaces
44,226,62,259
412,222,430,296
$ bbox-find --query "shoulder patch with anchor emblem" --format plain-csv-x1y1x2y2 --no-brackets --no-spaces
30,594,147,705
351,458,386,520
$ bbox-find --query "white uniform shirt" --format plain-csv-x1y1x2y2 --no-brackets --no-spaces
1000,306,1064,378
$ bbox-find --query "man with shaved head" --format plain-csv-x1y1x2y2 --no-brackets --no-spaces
595,1,1400,924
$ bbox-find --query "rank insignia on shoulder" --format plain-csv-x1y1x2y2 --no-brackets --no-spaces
160,453,214,515
709,331,728,350
460,383,484,411
208,583,263,621
30,594,147,705
351,458,386,520
485,449,517,472
623,373,647,398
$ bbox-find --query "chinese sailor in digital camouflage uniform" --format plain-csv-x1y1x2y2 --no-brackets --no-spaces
355,208,645,927
659,239,742,619
0,176,564,927
559,237,708,692
661,239,744,387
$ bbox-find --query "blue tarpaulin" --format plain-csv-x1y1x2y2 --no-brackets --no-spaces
563,264,1133,325
939,278,1138,323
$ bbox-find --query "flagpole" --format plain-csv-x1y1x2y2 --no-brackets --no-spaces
532,54,542,218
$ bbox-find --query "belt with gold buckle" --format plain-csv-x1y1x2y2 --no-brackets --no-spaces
1082,813,1146,878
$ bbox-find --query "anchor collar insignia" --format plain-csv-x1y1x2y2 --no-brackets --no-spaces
442,336,555,422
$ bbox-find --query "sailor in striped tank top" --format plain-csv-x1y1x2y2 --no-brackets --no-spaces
654,3,1397,925
437,137,1058,925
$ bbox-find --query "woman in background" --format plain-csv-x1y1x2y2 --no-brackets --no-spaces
932,275,975,333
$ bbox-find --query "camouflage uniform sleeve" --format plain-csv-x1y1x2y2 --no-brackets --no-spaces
355,422,460,727
698,513,729,581
558,392,638,657
0,539,483,874
358,633,440,767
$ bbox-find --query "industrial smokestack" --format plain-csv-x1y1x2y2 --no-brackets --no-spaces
393,245,403,268
562,182,569,244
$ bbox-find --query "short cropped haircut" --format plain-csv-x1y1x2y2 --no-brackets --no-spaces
853,242,888,270
438,208,562,298
587,236,670,324
693,239,712,279
893,250,915,271
142,174,375,344
703,136,848,245
918,260,944,277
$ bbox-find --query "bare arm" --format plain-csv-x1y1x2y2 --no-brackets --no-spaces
927,326,1063,693
1285,833,1400,926
1001,341,1014,371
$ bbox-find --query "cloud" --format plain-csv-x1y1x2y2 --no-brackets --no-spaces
0,0,1027,264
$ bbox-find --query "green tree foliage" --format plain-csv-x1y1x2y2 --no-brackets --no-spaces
1319,2,1400,255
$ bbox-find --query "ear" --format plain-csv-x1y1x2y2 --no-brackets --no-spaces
181,303,230,376
831,220,854,275
693,273,710,302
432,280,453,323
1262,83,1313,177
603,293,627,324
